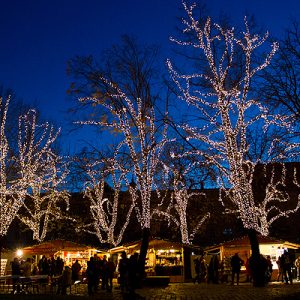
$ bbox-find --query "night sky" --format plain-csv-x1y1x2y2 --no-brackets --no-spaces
0,0,299,153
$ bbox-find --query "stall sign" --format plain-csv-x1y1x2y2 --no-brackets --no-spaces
1,259,7,276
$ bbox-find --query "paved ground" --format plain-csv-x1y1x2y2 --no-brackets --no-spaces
1,281,300,299
136,281,300,300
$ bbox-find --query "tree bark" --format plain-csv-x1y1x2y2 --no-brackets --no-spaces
138,227,150,282
0,236,3,276
247,229,266,287
183,247,192,280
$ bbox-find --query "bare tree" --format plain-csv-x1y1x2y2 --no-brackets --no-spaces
0,96,26,237
260,21,300,123
16,110,70,241
68,36,171,277
153,162,210,244
168,1,300,286
80,156,136,247
0,88,34,234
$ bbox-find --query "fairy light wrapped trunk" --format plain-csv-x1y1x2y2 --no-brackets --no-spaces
168,1,300,286
80,157,136,247
153,163,210,245
0,97,27,267
0,97,26,237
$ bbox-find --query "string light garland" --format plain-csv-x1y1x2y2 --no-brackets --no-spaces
77,78,172,232
80,158,136,246
153,163,210,244
16,110,71,241
167,1,300,236
0,97,27,236
0,97,70,240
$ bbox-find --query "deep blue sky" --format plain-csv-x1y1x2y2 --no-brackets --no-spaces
0,0,299,153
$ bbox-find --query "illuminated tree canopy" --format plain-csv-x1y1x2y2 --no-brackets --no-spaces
167,1,300,236
17,110,70,241
0,97,69,240
0,96,25,236
80,156,136,246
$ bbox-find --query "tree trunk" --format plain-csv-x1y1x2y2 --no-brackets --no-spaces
138,227,150,282
0,236,3,276
247,229,266,287
183,247,192,281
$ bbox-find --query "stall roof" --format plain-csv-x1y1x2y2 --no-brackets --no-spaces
22,239,93,255
110,238,201,253
205,235,300,252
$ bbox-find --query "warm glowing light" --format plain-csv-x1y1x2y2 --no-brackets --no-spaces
0,97,26,236
153,163,210,244
76,62,172,239
167,1,300,236
79,158,136,246
16,110,71,241
16,249,23,257
0,97,70,240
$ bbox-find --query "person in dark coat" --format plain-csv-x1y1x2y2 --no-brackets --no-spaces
11,257,21,294
93,254,102,291
107,257,116,291
71,260,82,282
231,253,244,285
265,255,273,282
199,255,207,282
101,255,108,290
118,251,129,293
86,257,96,295
38,255,50,275
56,266,72,295
193,258,201,283
276,255,284,282
56,257,64,276
295,256,300,281
128,253,139,293
207,255,219,284
282,250,293,284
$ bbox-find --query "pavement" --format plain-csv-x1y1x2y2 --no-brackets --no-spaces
2,281,300,300
137,281,300,300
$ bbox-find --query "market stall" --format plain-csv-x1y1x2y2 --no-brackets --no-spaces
21,239,105,272
204,235,300,281
110,239,200,282
206,235,300,267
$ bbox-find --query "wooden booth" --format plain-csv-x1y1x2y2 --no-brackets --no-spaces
21,239,105,273
204,235,300,281
110,239,200,283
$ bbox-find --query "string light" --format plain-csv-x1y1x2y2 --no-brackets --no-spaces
0,97,70,240
16,109,70,241
167,1,300,236
79,158,136,246
153,163,210,244
78,78,172,233
0,96,26,236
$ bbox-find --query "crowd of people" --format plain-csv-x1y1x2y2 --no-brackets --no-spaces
10,255,77,294
276,250,300,284
10,251,143,296
85,251,139,296
9,249,300,295
11,257,33,293
193,250,300,286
